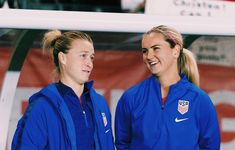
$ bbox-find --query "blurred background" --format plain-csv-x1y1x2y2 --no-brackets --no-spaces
0,0,235,149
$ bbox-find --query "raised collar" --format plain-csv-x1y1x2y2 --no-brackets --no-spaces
57,80,94,97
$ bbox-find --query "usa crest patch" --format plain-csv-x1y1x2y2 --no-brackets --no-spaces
101,112,108,127
178,100,189,115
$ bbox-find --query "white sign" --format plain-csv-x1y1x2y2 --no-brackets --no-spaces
189,36,235,67
145,0,235,17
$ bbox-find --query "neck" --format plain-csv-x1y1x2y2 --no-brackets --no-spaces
60,78,84,98
159,74,180,87
157,72,181,98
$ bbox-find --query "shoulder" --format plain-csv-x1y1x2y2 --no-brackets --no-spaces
184,82,215,111
180,75,210,101
28,91,56,117
26,84,60,118
186,82,211,101
118,76,153,109
124,76,153,98
90,88,106,102
90,88,109,109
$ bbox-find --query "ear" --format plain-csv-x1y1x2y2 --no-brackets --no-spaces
172,44,181,58
58,52,66,65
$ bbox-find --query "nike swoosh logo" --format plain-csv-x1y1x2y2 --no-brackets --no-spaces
175,117,188,123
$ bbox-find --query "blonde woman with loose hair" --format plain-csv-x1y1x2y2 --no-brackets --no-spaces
12,30,115,150
115,25,220,150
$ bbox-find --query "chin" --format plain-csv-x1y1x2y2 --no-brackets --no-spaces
84,77,90,82
78,79,88,84
149,69,159,75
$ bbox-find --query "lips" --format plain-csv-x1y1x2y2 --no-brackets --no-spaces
149,61,159,66
82,70,91,74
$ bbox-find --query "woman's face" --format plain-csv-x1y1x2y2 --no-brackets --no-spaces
141,32,179,76
59,39,95,85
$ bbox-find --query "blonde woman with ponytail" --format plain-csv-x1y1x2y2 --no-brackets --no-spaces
115,25,220,150
12,30,115,150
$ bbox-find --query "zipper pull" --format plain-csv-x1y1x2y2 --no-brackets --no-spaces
83,110,89,128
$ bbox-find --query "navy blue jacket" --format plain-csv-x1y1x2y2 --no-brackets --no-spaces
12,83,114,150
115,75,220,150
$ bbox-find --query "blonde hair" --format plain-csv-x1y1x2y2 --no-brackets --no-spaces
144,25,200,86
181,48,200,86
42,30,93,74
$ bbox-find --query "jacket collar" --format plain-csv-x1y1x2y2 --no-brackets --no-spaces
150,74,189,106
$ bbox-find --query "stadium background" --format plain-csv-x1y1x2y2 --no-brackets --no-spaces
0,0,235,149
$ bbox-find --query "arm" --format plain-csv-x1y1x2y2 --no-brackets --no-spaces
115,93,132,150
106,105,115,150
198,93,220,150
12,98,48,150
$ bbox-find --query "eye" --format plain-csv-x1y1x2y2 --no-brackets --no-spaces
80,53,87,59
90,55,95,61
142,49,148,54
153,47,160,51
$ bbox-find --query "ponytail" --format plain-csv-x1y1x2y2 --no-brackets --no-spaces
178,48,200,86
42,30,62,74
42,30,61,55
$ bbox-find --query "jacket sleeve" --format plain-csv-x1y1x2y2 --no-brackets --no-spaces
115,92,132,150
12,98,48,149
198,92,220,150
106,104,115,150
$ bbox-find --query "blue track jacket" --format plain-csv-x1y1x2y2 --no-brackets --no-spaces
12,83,114,150
115,75,220,150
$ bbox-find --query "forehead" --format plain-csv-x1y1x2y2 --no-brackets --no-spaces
70,39,94,53
142,32,165,42
142,33,168,48
142,33,166,47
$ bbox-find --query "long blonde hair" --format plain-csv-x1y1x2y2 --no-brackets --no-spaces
144,25,200,86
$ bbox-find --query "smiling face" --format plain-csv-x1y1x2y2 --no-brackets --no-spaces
141,32,180,77
59,39,95,85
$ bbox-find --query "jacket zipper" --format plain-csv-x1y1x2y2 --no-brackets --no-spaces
83,110,89,128
80,96,89,128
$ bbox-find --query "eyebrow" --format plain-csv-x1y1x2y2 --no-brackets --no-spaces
79,50,94,54
150,44,161,48
79,50,90,53
142,44,161,50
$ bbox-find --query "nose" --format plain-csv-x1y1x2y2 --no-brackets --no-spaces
86,58,93,69
146,49,154,60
